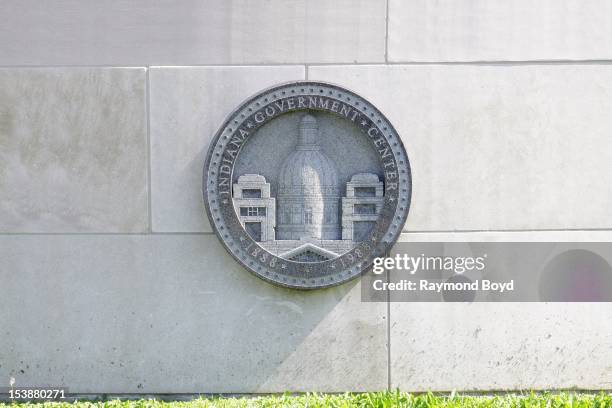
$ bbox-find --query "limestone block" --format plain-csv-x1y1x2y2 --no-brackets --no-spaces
389,232,612,390
389,0,612,62
0,68,147,232
0,0,386,65
309,64,612,232
0,234,387,393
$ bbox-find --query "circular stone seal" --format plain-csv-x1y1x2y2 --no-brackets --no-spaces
203,81,411,289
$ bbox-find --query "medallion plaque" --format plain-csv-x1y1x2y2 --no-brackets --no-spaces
203,81,411,289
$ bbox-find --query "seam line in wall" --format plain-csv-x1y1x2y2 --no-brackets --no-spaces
0,65,148,68
4,60,612,69
401,228,612,233
305,64,309,80
307,60,612,66
146,67,153,234
0,232,217,236
1,229,611,236
386,249,392,391
384,0,390,63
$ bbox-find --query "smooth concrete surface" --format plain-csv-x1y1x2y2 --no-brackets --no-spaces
1,232,610,392
390,233,612,391
149,66,305,233
309,64,612,232
0,0,386,66
0,234,387,393
390,302,612,391
0,68,148,232
6,0,612,66
388,0,612,62
398,231,612,242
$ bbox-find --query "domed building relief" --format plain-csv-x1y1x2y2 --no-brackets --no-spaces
232,113,385,261
276,114,340,241
204,82,411,289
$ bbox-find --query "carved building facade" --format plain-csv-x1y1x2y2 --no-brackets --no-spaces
276,114,341,240
233,174,276,242
233,114,383,260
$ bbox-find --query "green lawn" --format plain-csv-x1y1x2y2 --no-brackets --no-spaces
3,392,612,408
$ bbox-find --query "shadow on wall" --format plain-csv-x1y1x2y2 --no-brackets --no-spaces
1,204,385,395
190,142,385,391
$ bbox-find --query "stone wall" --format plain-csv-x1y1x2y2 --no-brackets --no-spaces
1,0,611,394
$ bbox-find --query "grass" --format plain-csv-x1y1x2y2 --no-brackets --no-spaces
3,392,612,408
